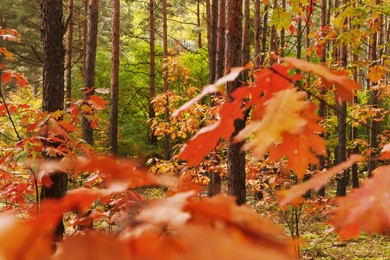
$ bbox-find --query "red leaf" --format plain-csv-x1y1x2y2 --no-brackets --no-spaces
380,143,390,160
328,166,390,240
277,155,364,206
1,71,11,84
42,175,53,188
13,73,28,87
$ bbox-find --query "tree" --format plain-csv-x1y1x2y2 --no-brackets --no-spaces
40,0,67,239
162,0,170,160
225,0,245,205
148,0,157,145
65,0,73,105
109,0,120,154
82,0,99,146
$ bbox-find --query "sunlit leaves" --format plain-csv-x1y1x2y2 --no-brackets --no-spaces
269,7,292,31
329,166,390,240
366,65,387,83
235,89,309,160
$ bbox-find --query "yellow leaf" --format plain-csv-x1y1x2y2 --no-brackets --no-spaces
367,65,387,83
235,89,308,159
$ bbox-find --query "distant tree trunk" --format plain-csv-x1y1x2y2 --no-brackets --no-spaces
280,0,286,57
82,0,88,78
206,0,211,52
40,0,67,240
253,0,261,67
197,0,202,48
109,0,120,154
149,0,157,145
82,0,99,146
368,0,381,176
242,0,250,68
162,0,170,160
317,0,327,197
215,0,225,79
208,0,218,84
260,4,269,65
269,0,278,54
226,0,246,205
336,0,348,197
65,0,73,105
351,54,359,188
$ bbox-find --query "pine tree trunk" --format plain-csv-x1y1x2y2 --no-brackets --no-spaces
225,0,246,205
269,0,278,54
40,0,67,240
82,0,99,146
242,0,250,68
65,0,73,105
317,0,327,197
109,0,120,154
215,0,225,79
209,0,218,84
149,0,157,145
260,4,269,65
253,0,261,67
162,0,170,160
197,0,202,48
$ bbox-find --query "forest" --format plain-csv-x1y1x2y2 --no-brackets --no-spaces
0,0,389,259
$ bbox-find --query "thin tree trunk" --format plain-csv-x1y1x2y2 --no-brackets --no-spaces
149,0,157,145
215,0,225,79
109,0,120,154
242,0,250,68
317,0,327,197
269,0,278,54
368,0,381,176
260,4,269,65
82,0,99,146
65,0,73,105
336,0,348,197
280,0,286,57
209,0,218,83
162,0,170,160
197,0,202,48
253,0,261,67
226,0,246,205
41,0,67,240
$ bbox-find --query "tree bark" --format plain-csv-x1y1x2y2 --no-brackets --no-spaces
40,0,67,240
109,0,120,154
253,0,261,67
215,0,225,79
162,0,170,160
149,0,157,145
225,0,246,205
82,0,99,146
65,0,73,106
260,4,269,65
242,0,250,68
208,0,218,83
197,0,202,48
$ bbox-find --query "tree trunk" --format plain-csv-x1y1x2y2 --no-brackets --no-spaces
109,0,120,154
162,0,170,160
40,0,67,240
368,0,381,177
149,0,157,145
317,0,327,197
197,0,202,48
65,0,73,105
82,0,99,146
242,0,250,68
260,4,269,65
280,0,286,57
253,0,261,67
269,0,278,54
208,0,218,83
215,0,225,79
225,0,246,205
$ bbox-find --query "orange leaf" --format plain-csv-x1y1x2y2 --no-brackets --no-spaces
380,143,390,160
280,57,361,103
328,166,390,240
89,95,108,110
13,73,28,87
268,103,327,178
366,65,387,83
235,89,309,159
277,155,364,207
